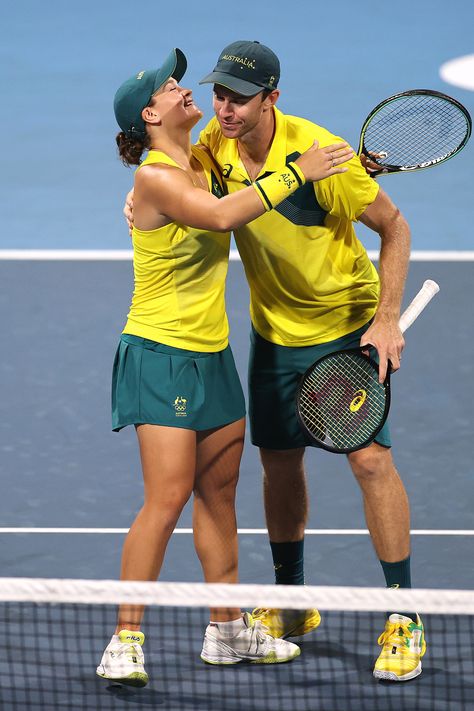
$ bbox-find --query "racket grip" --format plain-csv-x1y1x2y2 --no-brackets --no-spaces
399,279,440,334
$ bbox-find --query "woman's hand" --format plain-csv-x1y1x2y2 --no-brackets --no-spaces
295,140,354,181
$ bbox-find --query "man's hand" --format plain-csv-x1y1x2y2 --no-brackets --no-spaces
123,189,134,236
360,315,405,383
359,151,388,176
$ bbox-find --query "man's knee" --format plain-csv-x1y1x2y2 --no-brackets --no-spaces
348,443,394,481
260,447,305,479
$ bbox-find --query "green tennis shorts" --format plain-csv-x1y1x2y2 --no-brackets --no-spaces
248,324,391,450
112,334,246,432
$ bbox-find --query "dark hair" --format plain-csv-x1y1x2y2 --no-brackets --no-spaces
116,131,151,167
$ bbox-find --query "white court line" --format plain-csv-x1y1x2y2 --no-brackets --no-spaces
1,250,474,261
0,528,472,535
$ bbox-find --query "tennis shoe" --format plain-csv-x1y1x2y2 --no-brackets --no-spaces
373,613,426,681
96,629,149,687
251,607,321,638
200,612,301,664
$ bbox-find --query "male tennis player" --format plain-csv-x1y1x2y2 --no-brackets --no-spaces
124,40,426,681
196,40,425,682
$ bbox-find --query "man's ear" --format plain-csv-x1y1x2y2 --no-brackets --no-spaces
263,89,280,110
142,105,161,126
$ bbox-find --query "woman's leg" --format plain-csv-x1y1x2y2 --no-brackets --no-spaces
193,418,245,622
117,423,197,631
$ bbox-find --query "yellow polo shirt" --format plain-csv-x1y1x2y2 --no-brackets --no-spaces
123,147,230,351
199,108,380,346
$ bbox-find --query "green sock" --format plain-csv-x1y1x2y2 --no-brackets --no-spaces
269,540,305,585
380,555,416,620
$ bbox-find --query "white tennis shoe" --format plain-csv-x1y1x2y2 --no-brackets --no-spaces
200,611,301,664
96,629,149,687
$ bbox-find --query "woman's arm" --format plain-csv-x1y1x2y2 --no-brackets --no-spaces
134,141,354,233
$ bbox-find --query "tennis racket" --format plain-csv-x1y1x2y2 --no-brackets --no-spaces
358,89,471,176
296,280,440,454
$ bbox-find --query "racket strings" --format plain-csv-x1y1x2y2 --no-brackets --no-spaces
299,352,387,450
364,94,469,168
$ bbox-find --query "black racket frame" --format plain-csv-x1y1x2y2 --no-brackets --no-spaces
295,348,391,454
358,88,472,176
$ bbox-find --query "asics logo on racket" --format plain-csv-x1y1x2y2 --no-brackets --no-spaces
174,396,188,416
350,389,367,412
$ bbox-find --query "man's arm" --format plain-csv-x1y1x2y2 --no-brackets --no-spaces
358,186,411,382
124,189,134,236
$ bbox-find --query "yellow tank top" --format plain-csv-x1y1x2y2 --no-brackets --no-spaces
123,146,231,351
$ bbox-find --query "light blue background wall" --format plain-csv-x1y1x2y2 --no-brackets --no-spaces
1,0,473,249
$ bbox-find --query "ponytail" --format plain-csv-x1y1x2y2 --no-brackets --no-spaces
116,131,151,167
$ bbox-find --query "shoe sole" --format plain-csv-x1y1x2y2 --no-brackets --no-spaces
96,670,149,687
200,648,301,665
373,662,422,682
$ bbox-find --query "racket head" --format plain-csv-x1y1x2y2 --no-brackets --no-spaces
358,89,472,175
296,348,391,454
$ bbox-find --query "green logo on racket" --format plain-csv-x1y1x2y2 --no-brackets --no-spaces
350,389,367,412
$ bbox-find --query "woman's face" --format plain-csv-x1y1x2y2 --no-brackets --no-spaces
151,77,202,128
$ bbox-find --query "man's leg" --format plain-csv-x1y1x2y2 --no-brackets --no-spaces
252,447,321,638
261,447,307,545
347,443,411,579
260,447,308,585
348,443,426,681
247,327,324,635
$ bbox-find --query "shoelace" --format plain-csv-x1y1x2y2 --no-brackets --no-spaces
252,607,270,617
377,621,414,654
245,618,274,653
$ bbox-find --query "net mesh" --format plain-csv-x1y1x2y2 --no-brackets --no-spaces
1,578,473,711
298,351,388,452
363,93,470,169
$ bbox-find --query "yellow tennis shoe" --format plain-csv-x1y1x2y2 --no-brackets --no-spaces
373,613,426,681
251,607,321,639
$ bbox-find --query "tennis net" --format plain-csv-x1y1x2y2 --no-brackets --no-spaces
0,577,473,711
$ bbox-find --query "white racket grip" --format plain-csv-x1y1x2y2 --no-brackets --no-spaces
399,279,440,334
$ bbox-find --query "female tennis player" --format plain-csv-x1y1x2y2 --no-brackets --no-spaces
96,48,353,686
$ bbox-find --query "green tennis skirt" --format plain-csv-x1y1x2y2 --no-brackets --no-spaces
112,334,246,432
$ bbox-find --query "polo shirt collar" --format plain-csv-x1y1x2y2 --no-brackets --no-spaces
263,107,288,172
229,107,288,180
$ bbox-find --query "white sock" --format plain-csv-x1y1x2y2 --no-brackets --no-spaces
209,616,245,637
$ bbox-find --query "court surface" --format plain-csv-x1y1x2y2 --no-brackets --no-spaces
1,258,473,588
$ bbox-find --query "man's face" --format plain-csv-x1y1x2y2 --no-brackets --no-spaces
212,85,275,139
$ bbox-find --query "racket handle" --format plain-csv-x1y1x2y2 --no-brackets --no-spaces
399,279,440,334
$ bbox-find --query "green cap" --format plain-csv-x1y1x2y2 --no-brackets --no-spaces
199,40,280,96
114,48,187,138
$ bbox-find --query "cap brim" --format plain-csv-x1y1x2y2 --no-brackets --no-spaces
199,71,263,96
153,48,187,93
